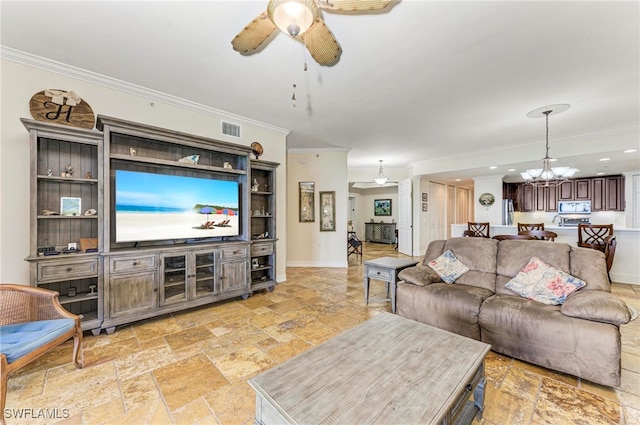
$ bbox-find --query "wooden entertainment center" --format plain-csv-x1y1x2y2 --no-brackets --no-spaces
23,116,278,335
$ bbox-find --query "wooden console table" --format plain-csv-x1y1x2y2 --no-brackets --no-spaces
365,222,396,244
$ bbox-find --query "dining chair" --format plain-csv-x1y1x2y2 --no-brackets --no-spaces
518,230,558,241
577,224,616,280
517,223,545,232
463,222,490,238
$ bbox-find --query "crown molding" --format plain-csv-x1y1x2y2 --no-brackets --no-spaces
288,147,350,153
1,46,290,136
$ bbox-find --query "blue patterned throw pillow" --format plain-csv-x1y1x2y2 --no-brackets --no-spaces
428,250,469,284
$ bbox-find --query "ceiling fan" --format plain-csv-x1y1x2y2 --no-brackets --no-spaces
231,0,393,66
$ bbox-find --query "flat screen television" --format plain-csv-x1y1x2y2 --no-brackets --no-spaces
115,169,240,243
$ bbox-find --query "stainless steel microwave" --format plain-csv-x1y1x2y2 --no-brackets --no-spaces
558,201,591,214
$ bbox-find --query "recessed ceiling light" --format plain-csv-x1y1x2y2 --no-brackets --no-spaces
624,149,637,153
599,158,610,161
596,172,606,175
507,168,516,172
549,158,558,162
455,179,462,182
489,166,497,169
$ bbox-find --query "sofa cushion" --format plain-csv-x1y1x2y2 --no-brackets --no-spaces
0,318,76,364
444,237,498,291
428,250,469,283
570,247,610,292
421,240,447,265
505,256,586,305
398,265,442,286
561,290,632,325
479,294,622,387
396,282,493,340
496,240,571,295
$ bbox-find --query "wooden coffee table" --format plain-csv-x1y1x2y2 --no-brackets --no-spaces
249,313,491,425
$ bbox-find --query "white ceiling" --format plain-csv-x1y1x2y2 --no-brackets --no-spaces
2,1,639,185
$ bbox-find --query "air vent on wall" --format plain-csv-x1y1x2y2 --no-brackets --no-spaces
222,121,241,138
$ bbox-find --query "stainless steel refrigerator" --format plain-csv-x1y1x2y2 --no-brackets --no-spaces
502,199,514,225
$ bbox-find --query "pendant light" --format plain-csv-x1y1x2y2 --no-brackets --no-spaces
374,160,388,185
521,104,577,187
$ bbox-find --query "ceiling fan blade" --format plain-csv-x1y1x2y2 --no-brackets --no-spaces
301,18,342,66
316,0,392,11
231,11,276,53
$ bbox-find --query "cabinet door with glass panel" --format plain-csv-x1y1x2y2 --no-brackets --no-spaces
193,249,217,299
160,252,189,306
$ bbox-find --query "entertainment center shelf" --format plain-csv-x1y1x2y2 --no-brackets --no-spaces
23,116,279,335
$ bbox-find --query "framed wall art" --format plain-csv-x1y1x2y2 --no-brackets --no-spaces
422,193,428,202
319,191,336,232
374,199,392,216
422,203,428,212
299,181,315,222
60,197,81,216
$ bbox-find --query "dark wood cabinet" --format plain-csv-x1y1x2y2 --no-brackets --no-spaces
592,176,625,211
506,175,623,212
558,181,573,200
605,176,624,211
521,184,535,212
534,186,546,212
592,178,605,211
574,179,591,200
545,186,558,212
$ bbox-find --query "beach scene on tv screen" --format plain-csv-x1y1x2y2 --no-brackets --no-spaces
115,170,239,242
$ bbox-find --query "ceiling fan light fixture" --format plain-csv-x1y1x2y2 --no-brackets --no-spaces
268,0,317,37
521,104,577,187
373,160,388,185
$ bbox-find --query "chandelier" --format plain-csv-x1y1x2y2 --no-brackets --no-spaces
520,104,577,187
374,160,388,185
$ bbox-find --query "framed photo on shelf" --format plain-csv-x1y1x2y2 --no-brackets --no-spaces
319,191,336,232
60,197,81,216
299,182,315,222
374,199,392,216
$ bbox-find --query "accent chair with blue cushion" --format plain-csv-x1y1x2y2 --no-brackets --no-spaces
0,284,83,424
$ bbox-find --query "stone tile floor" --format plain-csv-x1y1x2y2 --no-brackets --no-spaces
5,242,639,424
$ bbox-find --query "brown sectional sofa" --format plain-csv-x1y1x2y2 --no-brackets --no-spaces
396,237,633,387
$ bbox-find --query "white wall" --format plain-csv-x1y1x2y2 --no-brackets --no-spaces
0,57,289,283
472,175,504,224
287,150,349,267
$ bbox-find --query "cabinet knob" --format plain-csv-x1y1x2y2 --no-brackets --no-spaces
132,261,138,266
66,267,72,272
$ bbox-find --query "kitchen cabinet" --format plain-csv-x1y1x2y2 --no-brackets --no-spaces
574,179,591,200
592,175,625,211
506,175,623,212
521,184,535,212
558,181,573,201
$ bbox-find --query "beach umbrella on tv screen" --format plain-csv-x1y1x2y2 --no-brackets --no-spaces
218,208,236,217
200,206,214,220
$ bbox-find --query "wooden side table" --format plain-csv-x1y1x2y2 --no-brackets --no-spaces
364,257,418,313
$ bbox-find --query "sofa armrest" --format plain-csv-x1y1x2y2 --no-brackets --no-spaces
561,290,632,325
398,265,442,286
